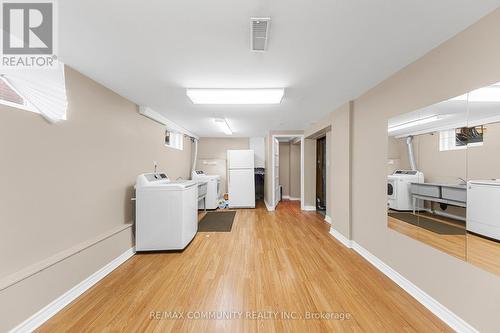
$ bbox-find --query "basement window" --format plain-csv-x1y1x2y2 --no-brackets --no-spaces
165,130,184,150
0,77,36,113
439,126,484,151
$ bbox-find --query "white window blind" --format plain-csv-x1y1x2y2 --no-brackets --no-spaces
1,65,68,123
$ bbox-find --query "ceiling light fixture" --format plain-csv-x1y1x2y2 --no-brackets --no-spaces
449,83,500,102
214,118,233,135
186,88,284,105
388,116,439,133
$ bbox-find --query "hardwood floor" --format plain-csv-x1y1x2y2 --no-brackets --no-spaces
388,212,500,276
38,201,451,332
467,232,500,276
387,215,466,260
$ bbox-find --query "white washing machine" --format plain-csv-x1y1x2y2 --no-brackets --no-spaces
135,173,198,251
387,170,424,211
467,180,500,241
192,170,221,210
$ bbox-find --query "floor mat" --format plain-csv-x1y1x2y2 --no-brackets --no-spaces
198,211,236,232
388,212,465,235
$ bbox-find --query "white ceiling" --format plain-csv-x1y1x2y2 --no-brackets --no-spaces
389,83,500,137
58,0,500,137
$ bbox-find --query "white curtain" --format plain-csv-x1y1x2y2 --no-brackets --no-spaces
1,65,68,123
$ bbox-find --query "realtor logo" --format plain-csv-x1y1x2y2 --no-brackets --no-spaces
1,0,57,68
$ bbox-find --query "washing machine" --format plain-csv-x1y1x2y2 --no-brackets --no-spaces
192,170,221,210
135,173,198,251
387,170,424,211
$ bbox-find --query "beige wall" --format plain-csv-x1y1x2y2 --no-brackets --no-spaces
195,137,249,194
349,8,500,332
304,113,332,138
330,102,352,237
0,67,193,332
387,136,403,174
278,142,301,199
289,142,301,199
278,142,291,197
303,139,316,207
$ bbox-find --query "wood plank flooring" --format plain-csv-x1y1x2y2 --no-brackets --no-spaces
388,212,500,276
467,233,500,276
387,215,466,260
38,201,451,332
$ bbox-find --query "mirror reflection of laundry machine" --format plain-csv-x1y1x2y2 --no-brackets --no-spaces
387,170,424,211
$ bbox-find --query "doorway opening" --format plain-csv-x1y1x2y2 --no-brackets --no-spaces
316,136,327,214
271,135,305,210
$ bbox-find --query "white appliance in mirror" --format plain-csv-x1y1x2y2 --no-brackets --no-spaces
227,150,255,208
467,180,500,241
387,170,424,211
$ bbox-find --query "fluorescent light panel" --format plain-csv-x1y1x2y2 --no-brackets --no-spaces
214,118,232,135
388,116,439,133
187,88,284,104
449,83,500,102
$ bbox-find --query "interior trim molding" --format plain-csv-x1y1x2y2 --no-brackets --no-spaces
282,196,300,201
324,215,332,224
329,228,352,248
349,241,478,333
302,205,316,211
8,247,136,333
0,224,133,292
264,200,275,211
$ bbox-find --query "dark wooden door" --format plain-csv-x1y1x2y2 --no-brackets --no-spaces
316,136,326,210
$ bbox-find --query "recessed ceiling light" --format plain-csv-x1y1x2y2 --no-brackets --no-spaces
214,118,232,135
186,88,284,105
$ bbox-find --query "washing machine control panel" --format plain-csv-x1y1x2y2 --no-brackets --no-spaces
394,170,418,175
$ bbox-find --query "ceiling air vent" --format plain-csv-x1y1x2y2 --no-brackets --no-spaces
251,17,270,51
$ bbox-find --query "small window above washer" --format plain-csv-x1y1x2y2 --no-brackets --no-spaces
439,126,484,151
165,130,184,150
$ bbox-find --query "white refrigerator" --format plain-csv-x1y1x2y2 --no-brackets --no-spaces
227,149,255,208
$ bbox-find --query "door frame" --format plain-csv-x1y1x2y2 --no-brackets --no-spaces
271,134,305,211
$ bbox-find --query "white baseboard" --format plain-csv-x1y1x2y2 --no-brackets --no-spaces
327,229,476,332
264,200,275,211
329,228,352,248
282,195,300,202
324,215,332,224
302,205,316,211
9,247,135,333
349,242,477,333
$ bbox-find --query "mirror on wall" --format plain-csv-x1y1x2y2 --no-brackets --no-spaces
387,82,500,276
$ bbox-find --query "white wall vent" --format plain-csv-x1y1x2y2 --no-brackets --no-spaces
251,17,271,51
